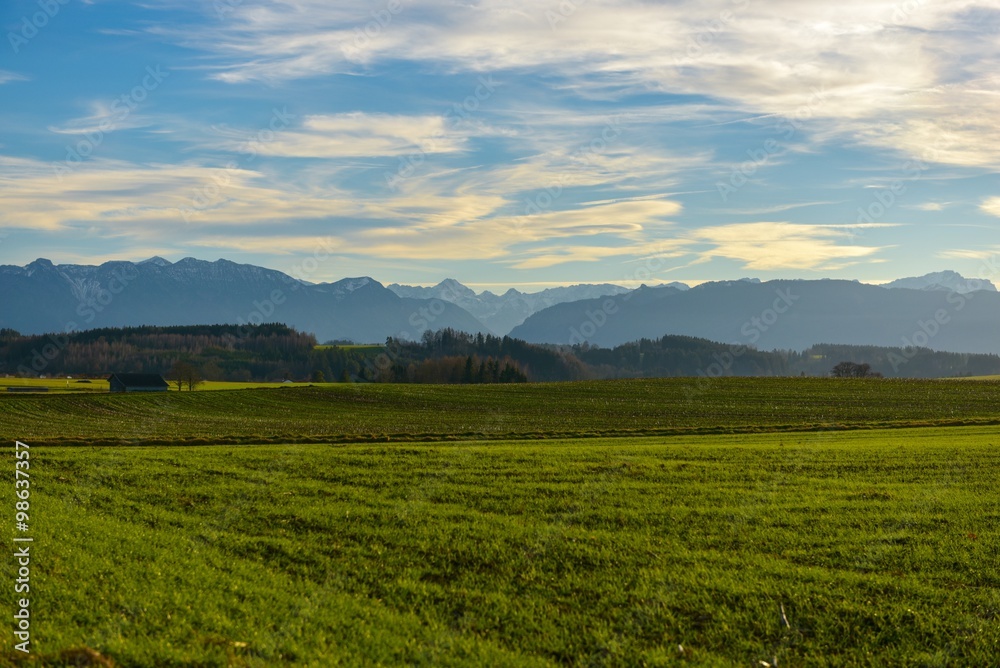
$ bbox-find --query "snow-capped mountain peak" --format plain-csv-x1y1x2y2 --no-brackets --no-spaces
883,270,996,294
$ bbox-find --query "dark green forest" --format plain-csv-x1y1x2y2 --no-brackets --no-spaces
0,325,539,384
2,325,999,383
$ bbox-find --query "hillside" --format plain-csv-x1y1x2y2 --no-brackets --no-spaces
0,257,485,343
511,279,1000,353
6,324,1000,382
5,377,1000,446
0,325,545,384
387,279,635,334
7,258,1000,355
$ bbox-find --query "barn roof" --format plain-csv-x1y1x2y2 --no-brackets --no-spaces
107,373,169,388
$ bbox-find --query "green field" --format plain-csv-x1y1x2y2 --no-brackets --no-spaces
0,377,334,395
3,378,1000,665
0,377,110,393
194,380,331,391
314,344,384,351
6,428,1000,666
4,377,1000,446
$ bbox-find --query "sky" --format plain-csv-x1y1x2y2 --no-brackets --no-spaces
1,0,998,292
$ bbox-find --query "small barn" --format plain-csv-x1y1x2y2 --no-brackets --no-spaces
107,373,169,393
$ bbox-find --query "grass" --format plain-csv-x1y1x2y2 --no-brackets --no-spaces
4,377,1000,446
194,380,332,391
6,377,1000,665
0,377,110,393
313,344,385,350
5,427,1000,666
0,377,337,394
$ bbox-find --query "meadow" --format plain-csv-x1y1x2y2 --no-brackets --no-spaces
2,378,1000,666
0,377,328,394
4,429,999,666
4,377,1000,447
0,377,110,393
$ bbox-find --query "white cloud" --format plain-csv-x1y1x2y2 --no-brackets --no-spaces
981,197,1000,218
352,198,684,267
237,113,468,158
0,71,27,85
190,235,345,254
715,201,844,215
938,248,999,261
909,202,950,212
47,101,152,136
580,191,709,207
0,156,376,231
0,150,690,270
689,222,891,270
167,0,1000,168
508,243,688,270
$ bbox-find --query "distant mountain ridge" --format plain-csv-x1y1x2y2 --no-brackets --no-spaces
510,276,1000,354
0,257,484,344
386,279,660,334
4,258,998,355
883,270,996,294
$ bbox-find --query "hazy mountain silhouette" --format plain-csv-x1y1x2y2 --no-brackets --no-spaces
5,260,998,354
386,279,648,334
883,270,996,294
510,277,1000,354
0,257,484,343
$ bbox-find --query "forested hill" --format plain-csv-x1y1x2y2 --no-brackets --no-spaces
0,325,548,383
3,325,1000,383
1,324,323,381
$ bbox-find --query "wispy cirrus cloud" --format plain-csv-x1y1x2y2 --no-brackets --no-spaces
508,244,686,270
0,71,27,85
352,198,684,265
908,202,953,212
47,100,154,135
0,156,373,231
981,197,1000,218
938,246,1000,263
189,235,346,254
0,149,687,270
144,197,685,269
712,201,845,216
688,222,896,271
3,0,996,286
211,113,469,158
165,0,1000,169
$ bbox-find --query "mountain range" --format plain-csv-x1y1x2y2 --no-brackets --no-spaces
386,279,644,334
0,257,483,344
510,278,1000,353
2,257,999,354
883,270,994,294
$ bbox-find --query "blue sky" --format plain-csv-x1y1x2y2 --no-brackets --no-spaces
1,0,998,291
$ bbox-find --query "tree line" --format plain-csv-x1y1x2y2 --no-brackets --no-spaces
3,324,1000,383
